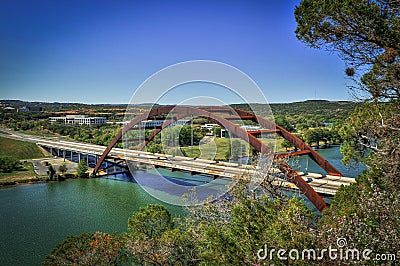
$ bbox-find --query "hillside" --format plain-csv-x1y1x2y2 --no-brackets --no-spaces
0,136,44,159
231,100,358,117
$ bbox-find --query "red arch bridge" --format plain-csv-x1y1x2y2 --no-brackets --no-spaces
76,105,352,212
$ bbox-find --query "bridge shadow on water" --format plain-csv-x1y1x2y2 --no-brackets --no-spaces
100,168,232,204
100,169,329,214
101,169,214,187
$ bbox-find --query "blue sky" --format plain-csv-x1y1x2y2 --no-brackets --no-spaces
0,0,351,104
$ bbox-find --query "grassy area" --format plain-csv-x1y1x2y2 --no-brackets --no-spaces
0,162,46,186
181,138,231,161
0,136,44,159
181,136,288,161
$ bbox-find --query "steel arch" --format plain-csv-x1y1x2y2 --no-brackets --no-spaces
93,106,341,211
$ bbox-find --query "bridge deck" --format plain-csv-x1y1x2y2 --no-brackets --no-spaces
0,130,356,196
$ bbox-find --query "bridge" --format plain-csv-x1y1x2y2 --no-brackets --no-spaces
0,106,356,212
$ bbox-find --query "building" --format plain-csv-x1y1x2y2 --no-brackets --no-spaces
49,115,106,125
201,123,218,130
132,119,189,128
3,107,15,112
17,106,43,112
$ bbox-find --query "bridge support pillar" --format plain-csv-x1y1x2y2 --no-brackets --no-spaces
63,149,66,162
78,153,81,163
70,151,73,161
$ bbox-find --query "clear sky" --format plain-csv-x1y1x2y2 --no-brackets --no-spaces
0,0,352,104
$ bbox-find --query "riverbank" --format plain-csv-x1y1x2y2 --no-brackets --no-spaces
0,158,85,187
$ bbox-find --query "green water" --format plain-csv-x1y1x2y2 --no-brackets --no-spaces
0,178,184,266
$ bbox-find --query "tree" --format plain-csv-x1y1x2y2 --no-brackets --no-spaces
58,163,67,175
318,172,400,265
44,232,124,265
47,165,55,180
304,128,321,148
281,139,294,151
275,115,295,132
296,1,400,263
185,181,316,265
295,0,400,100
125,204,197,265
77,159,88,178
296,0,400,176
128,204,173,239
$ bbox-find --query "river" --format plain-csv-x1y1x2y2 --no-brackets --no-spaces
0,146,365,265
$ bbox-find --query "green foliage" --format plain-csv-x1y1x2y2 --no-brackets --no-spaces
47,165,55,180
296,2,400,264
128,204,173,239
178,125,208,147
126,204,197,265
318,172,400,265
0,156,20,173
58,163,67,175
44,232,124,265
295,0,400,100
281,139,294,151
189,182,317,265
304,128,333,148
232,100,357,120
275,115,295,132
77,159,89,178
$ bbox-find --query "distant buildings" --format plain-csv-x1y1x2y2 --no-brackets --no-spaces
17,106,43,112
2,106,43,112
49,115,106,125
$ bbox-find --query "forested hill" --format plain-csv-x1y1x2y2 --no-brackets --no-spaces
231,100,358,117
1,99,358,118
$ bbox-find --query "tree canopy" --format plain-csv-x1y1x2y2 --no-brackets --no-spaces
295,0,400,100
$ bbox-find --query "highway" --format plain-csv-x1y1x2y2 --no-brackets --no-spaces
0,128,356,195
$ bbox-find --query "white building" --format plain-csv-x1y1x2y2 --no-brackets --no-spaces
132,119,189,128
49,115,106,125
201,123,218,130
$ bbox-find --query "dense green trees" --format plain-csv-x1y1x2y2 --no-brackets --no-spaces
303,128,333,148
185,182,316,265
0,156,20,173
44,232,124,265
125,204,197,265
